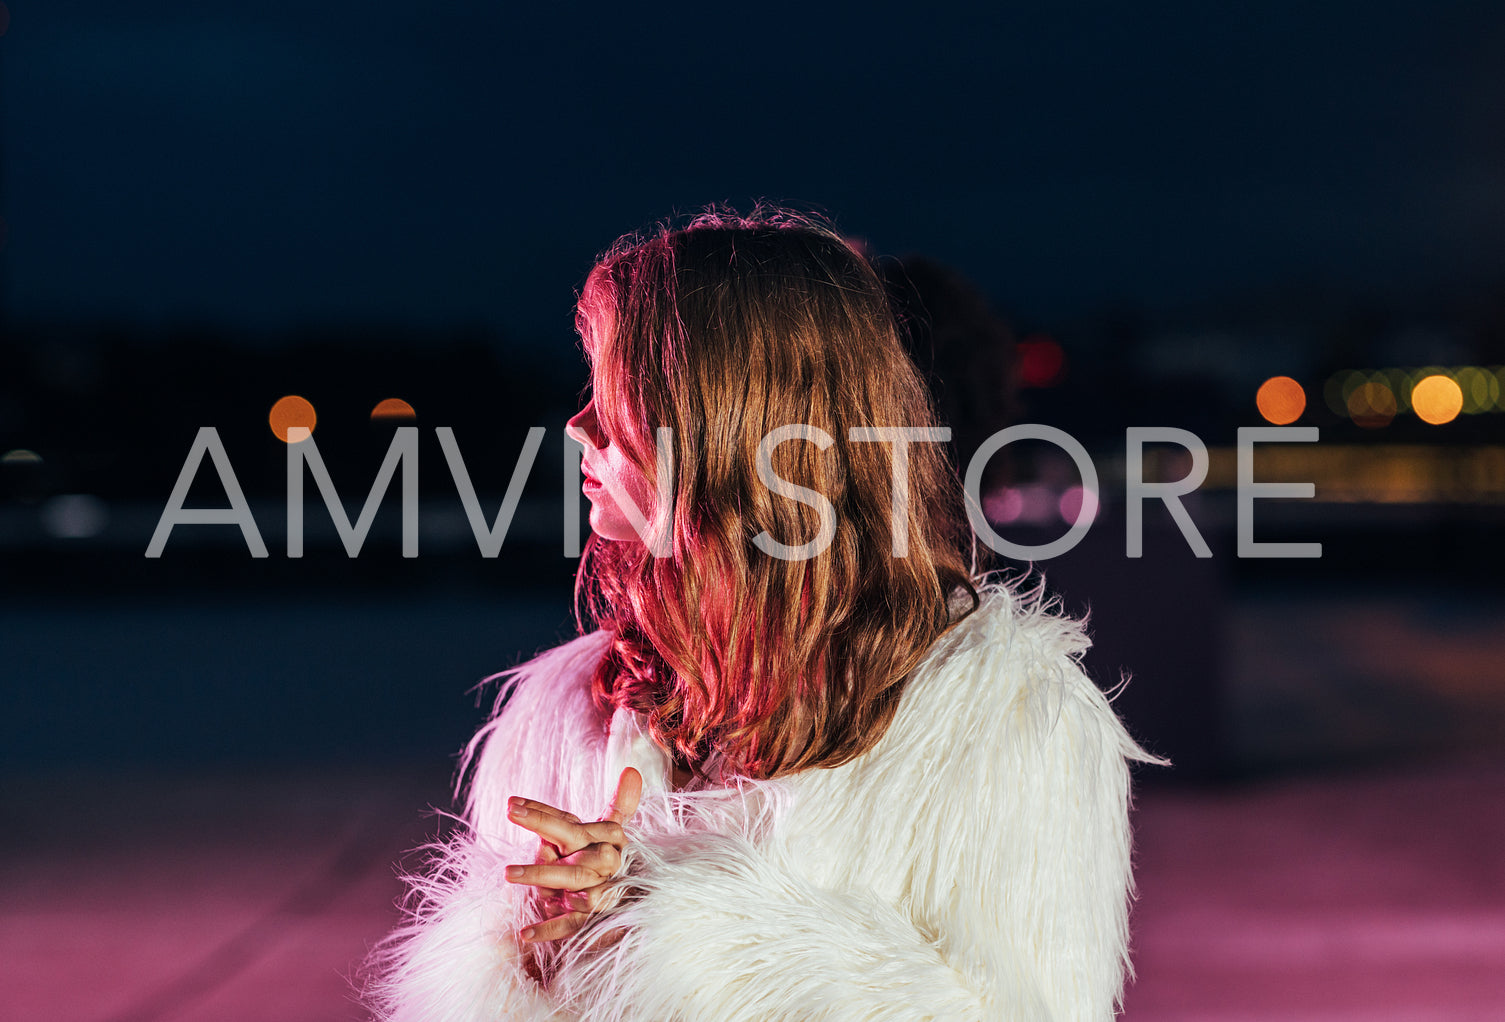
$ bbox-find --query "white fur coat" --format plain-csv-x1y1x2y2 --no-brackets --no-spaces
367,578,1162,1021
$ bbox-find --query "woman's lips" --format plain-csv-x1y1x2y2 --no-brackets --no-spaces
580,456,605,492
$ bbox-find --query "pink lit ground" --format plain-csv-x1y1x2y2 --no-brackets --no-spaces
3,759,1503,1022
1126,759,1505,1022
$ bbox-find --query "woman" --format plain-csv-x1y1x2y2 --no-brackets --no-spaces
366,208,1162,1021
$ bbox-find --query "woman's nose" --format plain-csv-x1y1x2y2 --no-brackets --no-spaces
565,399,605,451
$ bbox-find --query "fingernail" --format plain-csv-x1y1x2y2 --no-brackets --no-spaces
505,866,523,880
509,804,529,818
520,926,535,940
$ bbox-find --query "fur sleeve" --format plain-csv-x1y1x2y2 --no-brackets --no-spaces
552,824,1001,1021
550,580,1164,1022
363,630,617,1022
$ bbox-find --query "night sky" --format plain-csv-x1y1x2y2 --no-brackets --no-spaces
5,1,1503,339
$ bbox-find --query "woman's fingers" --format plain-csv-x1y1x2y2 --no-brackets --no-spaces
573,843,621,874
608,767,642,826
519,887,606,943
507,797,581,825
519,840,621,882
509,767,639,844
508,772,638,943
506,859,613,891
510,801,625,855
508,799,585,851
519,909,589,943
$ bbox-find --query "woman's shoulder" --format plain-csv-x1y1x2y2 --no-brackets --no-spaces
878,574,1160,770
492,628,615,702
470,627,614,748
461,628,617,841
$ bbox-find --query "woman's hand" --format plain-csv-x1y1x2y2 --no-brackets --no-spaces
505,767,642,953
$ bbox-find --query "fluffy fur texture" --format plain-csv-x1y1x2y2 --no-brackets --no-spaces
365,577,1163,1021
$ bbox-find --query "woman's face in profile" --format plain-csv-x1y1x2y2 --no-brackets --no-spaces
565,395,656,544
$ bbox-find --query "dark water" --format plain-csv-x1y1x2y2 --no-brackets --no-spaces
1,590,579,769
4,573,1502,776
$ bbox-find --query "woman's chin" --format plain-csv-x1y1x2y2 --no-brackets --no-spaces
588,511,640,544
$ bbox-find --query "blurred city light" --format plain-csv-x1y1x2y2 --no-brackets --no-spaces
1323,365,1505,419
1347,380,1397,429
1256,375,1306,425
40,494,109,538
1386,368,1415,412
2,449,43,464
1018,335,1066,388
1324,373,1352,416
1454,366,1493,414
1412,374,1464,425
269,395,318,442
371,398,417,421
1058,484,1099,524
1202,444,1505,503
983,483,1062,525
984,487,1025,524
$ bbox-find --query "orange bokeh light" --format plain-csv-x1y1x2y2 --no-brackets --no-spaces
1347,381,1396,429
1411,374,1463,425
371,398,417,421
269,395,317,442
1256,376,1306,424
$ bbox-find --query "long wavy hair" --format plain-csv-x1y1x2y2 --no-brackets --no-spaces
574,207,980,780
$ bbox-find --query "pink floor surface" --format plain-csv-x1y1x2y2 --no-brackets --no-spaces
3,759,1503,1021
